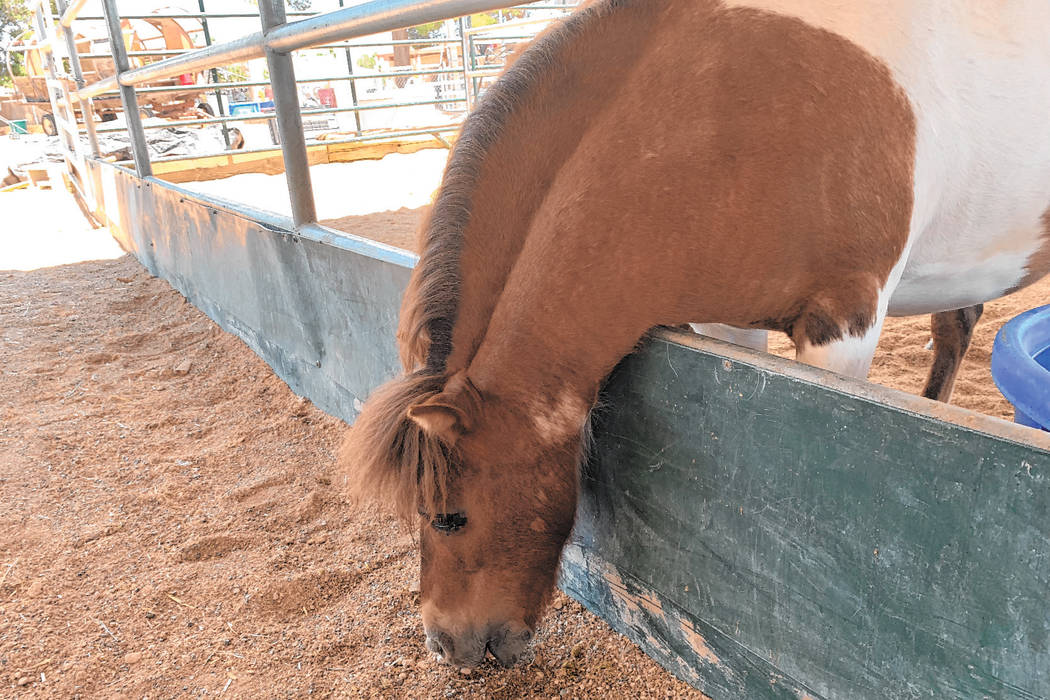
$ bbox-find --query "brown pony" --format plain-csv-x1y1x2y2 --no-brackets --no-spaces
340,0,1050,668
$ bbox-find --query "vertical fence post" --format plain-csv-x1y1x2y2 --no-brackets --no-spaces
457,17,472,111
55,0,99,158
468,32,479,102
197,0,231,148
31,2,63,133
100,0,152,177
337,0,364,136
34,2,80,164
259,0,317,227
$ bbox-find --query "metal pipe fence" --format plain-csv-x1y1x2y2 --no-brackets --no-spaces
78,38,469,58
92,68,466,98
91,98,472,133
30,0,579,230
144,125,461,165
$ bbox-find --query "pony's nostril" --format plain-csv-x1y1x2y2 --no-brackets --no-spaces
439,632,455,653
425,630,455,661
484,625,534,667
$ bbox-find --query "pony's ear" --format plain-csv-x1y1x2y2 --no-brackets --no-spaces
406,371,481,445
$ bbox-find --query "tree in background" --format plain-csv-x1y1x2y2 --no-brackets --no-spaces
407,21,443,42
0,0,30,87
468,9,525,28
247,1,312,11
356,53,376,70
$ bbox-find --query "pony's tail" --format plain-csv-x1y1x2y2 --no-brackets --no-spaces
337,371,456,521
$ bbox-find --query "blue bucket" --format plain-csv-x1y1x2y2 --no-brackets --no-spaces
991,303,1050,431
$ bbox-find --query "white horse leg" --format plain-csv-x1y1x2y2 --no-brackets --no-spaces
690,323,769,353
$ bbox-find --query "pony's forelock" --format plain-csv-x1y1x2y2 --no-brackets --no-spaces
338,371,457,521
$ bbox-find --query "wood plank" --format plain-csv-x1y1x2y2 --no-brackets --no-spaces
325,135,454,164
562,330,1050,699
152,136,453,184
153,145,331,183
92,161,409,421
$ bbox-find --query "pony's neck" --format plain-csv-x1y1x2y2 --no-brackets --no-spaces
440,0,667,373
464,242,677,450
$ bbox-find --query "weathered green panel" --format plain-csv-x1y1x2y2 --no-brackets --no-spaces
91,161,411,423
562,330,1050,699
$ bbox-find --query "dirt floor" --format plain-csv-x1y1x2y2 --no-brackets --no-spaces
0,189,704,698
2,185,1048,699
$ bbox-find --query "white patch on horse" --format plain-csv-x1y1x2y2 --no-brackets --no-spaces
795,321,884,379
889,238,1042,316
727,0,1050,315
531,390,589,444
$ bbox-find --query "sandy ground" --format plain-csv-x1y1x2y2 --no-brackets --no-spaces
0,188,703,698
1,176,1047,699
180,150,449,238
0,189,124,272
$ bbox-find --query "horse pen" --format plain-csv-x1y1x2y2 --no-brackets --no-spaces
3,0,1050,698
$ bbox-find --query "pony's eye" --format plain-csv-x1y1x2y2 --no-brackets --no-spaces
431,512,468,534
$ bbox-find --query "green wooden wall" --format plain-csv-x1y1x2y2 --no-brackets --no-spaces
562,329,1050,699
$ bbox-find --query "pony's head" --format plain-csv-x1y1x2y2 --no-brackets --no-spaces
340,369,582,667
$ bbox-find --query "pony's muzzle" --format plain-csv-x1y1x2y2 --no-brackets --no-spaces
424,622,533,668
485,624,533,667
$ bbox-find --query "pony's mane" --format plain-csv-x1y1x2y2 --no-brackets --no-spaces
397,0,629,373
345,0,631,519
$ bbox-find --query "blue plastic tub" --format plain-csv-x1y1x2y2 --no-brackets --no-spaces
991,303,1050,431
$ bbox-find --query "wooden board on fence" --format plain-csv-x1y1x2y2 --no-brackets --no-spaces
324,133,455,163
151,143,330,182
152,135,453,184
561,329,1050,699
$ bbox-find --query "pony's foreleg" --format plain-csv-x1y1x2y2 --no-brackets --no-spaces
793,323,884,379
689,324,769,353
790,263,909,381
792,299,888,381
920,304,984,402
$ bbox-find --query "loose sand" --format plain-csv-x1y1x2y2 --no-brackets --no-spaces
2,178,1047,698
0,188,702,698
